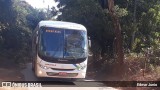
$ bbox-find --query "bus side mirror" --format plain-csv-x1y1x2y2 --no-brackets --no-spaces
88,37,92,56
88,37,91,48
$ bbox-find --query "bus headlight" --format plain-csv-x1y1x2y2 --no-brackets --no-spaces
38,71,42,74
39,64,49,70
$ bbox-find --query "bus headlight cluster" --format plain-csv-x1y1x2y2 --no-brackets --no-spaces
80,66,86,70
77,64,86,70
39,64,49,70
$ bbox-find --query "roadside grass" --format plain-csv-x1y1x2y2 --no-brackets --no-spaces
87,52,160,81
122,54,160,81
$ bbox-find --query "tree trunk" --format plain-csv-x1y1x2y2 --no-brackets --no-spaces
107,0,124,76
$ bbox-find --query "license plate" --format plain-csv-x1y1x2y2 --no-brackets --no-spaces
59,72,67,76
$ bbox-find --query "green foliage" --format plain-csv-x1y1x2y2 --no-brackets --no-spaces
53,0,160,58
0,0,48,64
119,0,160,53
0,0,159,64
27,9,47,30
54,0,116,57
112,5,128,17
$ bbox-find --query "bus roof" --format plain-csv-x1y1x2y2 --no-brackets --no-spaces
38,21,87,31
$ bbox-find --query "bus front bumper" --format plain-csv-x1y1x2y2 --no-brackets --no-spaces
35,63,86,79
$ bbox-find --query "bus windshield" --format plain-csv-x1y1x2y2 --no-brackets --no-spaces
38,27,87,60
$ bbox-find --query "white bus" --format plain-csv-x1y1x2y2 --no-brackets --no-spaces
32,21,90,79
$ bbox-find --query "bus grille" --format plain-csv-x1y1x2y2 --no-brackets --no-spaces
51,68,75,71
46,72,78,77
